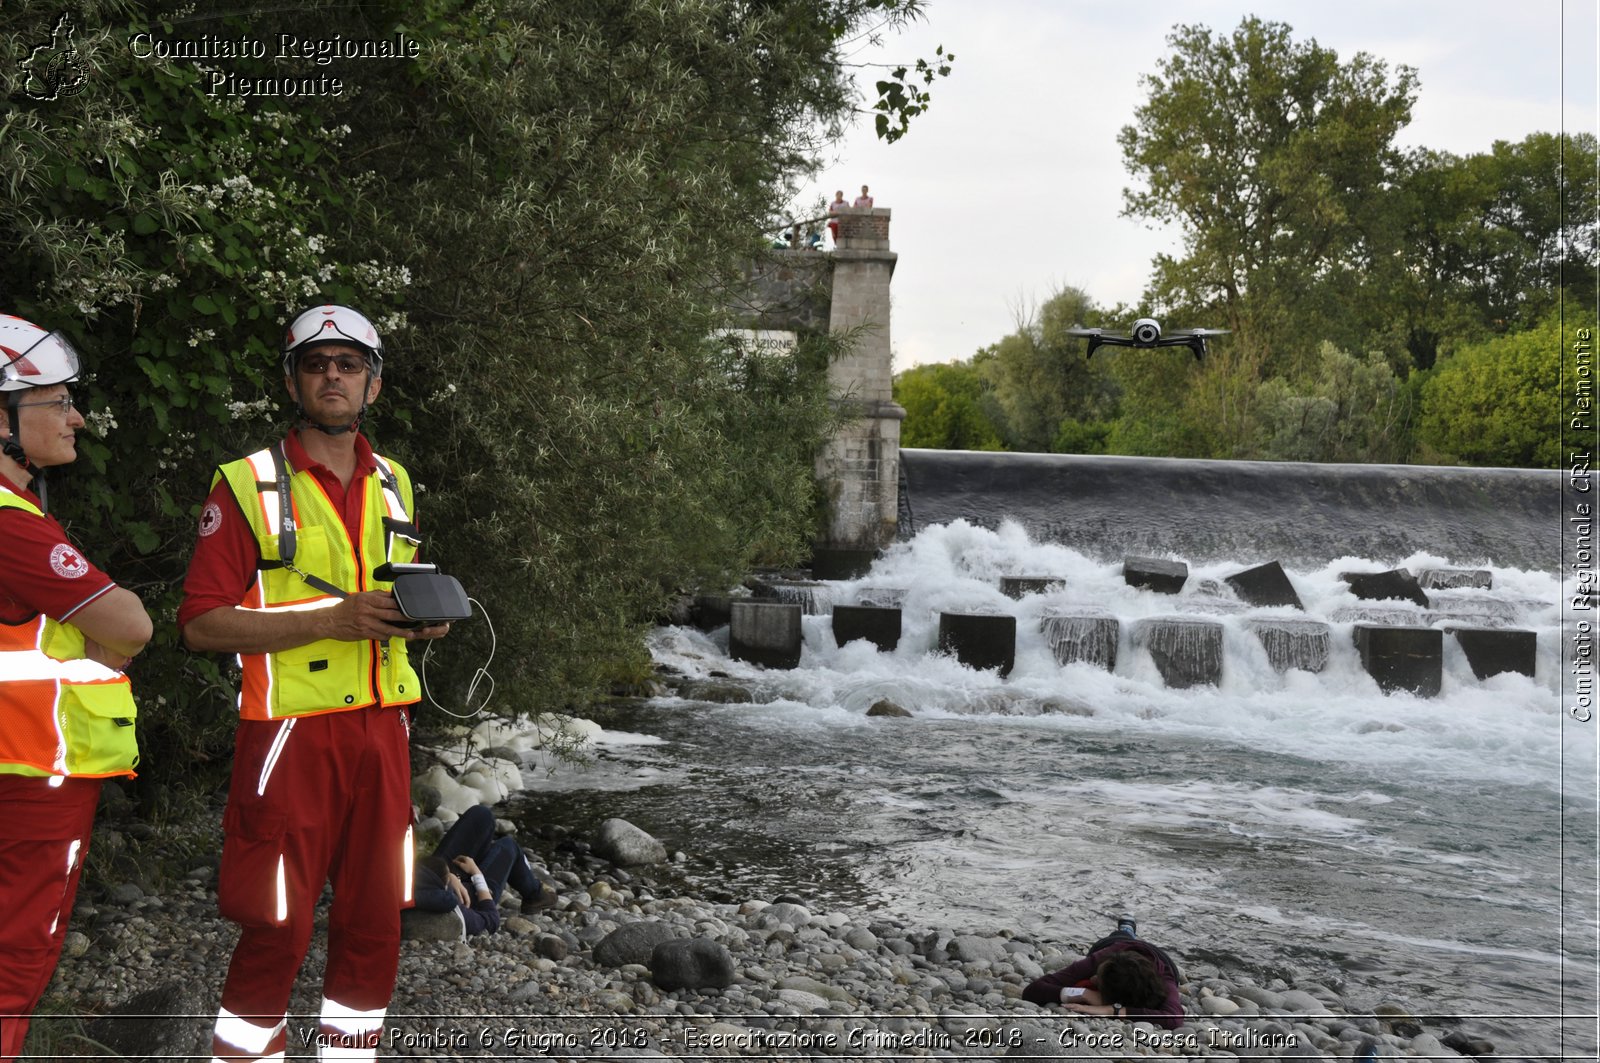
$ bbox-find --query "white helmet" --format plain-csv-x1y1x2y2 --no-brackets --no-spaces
1,314,81,392
282,304,383,378
1,314,83,492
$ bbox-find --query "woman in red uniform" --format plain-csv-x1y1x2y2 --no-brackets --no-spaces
0,315,152,1060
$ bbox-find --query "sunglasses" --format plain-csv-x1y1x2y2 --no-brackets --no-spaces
12,395,76,413
298,353,370,376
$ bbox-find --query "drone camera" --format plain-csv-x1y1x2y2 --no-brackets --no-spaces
1132,318,1162,345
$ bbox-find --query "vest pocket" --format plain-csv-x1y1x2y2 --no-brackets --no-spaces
60,679,139,777
218,803,291,927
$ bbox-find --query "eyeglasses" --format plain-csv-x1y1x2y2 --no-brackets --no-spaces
298,353,370,376
12,395,75,413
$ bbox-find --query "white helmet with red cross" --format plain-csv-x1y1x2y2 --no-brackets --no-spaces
281,304,383,378
0,314,81,392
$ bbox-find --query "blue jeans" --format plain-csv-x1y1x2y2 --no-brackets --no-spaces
431,805,539,903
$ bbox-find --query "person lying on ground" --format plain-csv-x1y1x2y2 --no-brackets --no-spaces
1021,917,1185,1029
412,804,553,936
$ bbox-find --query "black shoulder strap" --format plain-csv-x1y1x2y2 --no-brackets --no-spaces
264,442,348,600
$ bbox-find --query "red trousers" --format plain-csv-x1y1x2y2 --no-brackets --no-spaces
0,776,101,1063
212,706,412,1062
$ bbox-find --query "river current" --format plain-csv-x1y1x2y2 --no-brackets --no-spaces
517,519,1595,1058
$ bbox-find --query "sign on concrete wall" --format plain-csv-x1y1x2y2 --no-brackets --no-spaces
711,328,798,355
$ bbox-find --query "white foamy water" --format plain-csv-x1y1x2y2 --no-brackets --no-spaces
648,520,1580,791
521,520,1594,1055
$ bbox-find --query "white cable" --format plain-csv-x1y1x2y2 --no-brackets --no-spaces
420,596,496,719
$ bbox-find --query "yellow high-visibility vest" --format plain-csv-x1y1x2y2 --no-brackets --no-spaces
0,488,138,778
215,444,422,720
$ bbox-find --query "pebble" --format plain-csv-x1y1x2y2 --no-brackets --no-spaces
39,813,1521,1062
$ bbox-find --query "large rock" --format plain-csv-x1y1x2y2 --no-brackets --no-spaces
938,612,1017,677
1040,612,1118,670
400,908,464,942
1353,625,1442,696
1123,555,1188,594
1248,618,1331,673
651,937,736,990
1000,576,1065,599
1341,568,1429,607
1226,560,1304,609
832,604,902,651
594,920,679,967
729,600,803,669
593,818,668,866
83,982,207,1062
1448,626,1537,679
866,699,912,718
1132,617,1224,688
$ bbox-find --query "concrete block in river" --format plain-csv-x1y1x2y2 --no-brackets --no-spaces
938,612,1017,677
750,579,834,615
1040,611,1118,670
729,601,803,669
1447,626,1536,679
1123,556,1188,594
1248,618,1330,673
690,594,733,630
1352,624,1442,696
1131,617,1223,688
1424,593,1522,627
1226,561,1304,610
810,546,877,580
1000,576,1065,599
831,604,902,651
1420,568,1493,591
1341,568,1429,607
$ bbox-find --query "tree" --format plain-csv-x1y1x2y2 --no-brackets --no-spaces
1119,17,1417,375
979,286,1122,452
1252,343,1414,462
1416,316,1575,468
1388,133,1599,371
0,0,950,786
894,361,1004,450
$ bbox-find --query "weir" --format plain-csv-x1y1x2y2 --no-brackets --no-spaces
899,449,1561,571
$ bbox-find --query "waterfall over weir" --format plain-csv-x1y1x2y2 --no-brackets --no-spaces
899,449,1562,571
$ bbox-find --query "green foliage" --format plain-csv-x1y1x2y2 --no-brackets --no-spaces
0,0,934,789
1,1,411,786
1252,343,1414,462
980,286,1122,452
1119,17,1417,372
1417,317,1576,468
894,361,1003,450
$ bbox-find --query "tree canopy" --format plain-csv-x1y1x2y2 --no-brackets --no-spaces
0,0,951,789
897,17,1583,474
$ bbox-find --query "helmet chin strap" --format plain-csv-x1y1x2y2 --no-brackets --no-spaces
1,396,46,511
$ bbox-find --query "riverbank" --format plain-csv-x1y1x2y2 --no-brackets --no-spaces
40,807,1502,1061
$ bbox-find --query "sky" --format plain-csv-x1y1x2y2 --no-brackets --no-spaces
791,2,1600,371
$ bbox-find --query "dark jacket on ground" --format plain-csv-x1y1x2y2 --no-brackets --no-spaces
412,878,501,937
1022,938,1185,1029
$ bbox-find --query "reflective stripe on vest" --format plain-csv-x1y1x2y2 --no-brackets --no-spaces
0,489,139,778
214,445,422,720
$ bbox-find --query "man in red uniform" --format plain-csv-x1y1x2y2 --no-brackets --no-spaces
181,306,449,1062
0,315,152,1061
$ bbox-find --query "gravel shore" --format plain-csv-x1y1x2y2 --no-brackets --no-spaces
40,811,1503,1062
